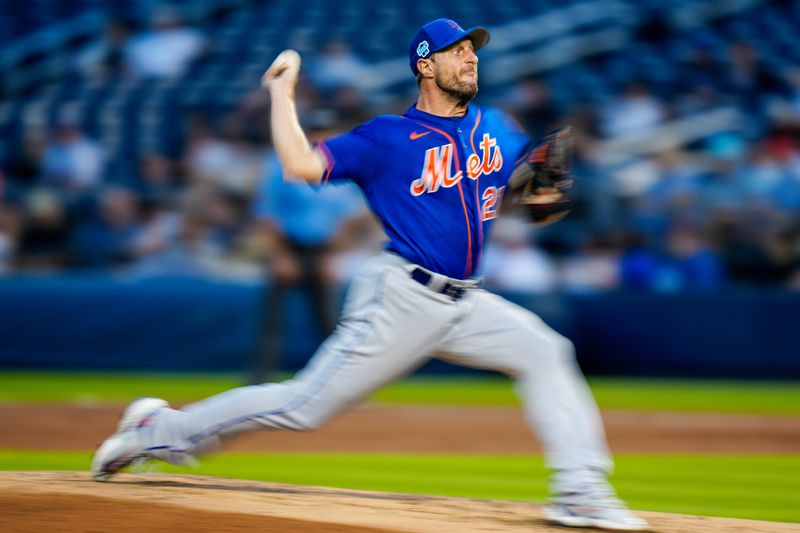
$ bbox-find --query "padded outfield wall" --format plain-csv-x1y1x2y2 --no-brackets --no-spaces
0,276,797,378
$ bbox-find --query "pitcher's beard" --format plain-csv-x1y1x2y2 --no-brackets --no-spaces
436,71,478,103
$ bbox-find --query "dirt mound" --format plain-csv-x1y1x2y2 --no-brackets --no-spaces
1,472,797,533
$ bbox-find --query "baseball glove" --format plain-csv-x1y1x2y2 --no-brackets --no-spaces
509,126,575,225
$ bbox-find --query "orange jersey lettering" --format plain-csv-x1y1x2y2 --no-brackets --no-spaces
410,144,463,196
412,135,503,196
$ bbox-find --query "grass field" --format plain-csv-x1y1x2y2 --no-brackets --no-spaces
1,372,798,523
1,371,799,413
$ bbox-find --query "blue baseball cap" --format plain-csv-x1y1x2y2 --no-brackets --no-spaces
409,19,490,76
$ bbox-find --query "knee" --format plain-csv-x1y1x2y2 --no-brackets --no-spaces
517,331,576,377
281,392,341,431
290,387,364,430
289,418,320,432
555,336,576,361
289,410,329,431
248,381,335,432
544,334,576,366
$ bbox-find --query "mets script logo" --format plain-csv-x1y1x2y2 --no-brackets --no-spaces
417,40,430,58
410,134,503,196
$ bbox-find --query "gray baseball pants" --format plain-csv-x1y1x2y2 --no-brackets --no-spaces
146,252,612,494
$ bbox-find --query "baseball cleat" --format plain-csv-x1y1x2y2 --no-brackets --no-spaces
542,489,648,531
91,397,168,481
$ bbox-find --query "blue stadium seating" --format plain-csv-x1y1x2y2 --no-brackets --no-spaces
1,0,796,186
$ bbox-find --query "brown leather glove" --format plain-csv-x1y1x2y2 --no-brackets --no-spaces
509,126,574,225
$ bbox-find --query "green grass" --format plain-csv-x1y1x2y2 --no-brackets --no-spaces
586,378,800,414
0,372,242,404
374,376,800,414
1,450,798,523
0,372,799,413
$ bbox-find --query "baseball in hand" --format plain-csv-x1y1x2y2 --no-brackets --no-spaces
262,49,301,90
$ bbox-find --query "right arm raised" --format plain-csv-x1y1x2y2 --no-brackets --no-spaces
261,50,326,184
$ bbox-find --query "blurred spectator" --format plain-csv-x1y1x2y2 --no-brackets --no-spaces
123,154,183,265
41,119,104,193
134,153,181,206
650,150,703,208
762,137,800,213
76,18,133,80
3,130,47,189
482,217,557,292
725,41,787,117
698,156,747,215
13,189,71,271
784,68,800,125
184,118,227,180
679,44,726,98
126,7,206,79
559,235,620,293
198,187,244,253
506,76,560,140
250,126,369,383
131,185,249,277
619,231,661,291
0,227,13,274
664,224,724,290
600,82,665,138
628,150,703,238
676,83,726,118
675,46,729,118
0,182,18,274
129,201,181,262
184,116,265,198
765,226,800,285
330,85,373,125
711,216,798,286
306,40,370,97
232,92,272,145
737,140,800,214
612,156,661,197
71,187,142,268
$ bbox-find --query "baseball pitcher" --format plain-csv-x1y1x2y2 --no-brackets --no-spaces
93,19,647,531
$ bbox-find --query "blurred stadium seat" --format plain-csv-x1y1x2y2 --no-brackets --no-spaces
1,0,799,291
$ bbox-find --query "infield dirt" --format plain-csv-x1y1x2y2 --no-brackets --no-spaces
2,472,799,532
3,403,799,453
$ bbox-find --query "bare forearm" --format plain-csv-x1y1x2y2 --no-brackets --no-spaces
269,84,324,183
261,49,325,184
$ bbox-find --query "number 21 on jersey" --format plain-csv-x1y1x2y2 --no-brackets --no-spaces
481,185,506,221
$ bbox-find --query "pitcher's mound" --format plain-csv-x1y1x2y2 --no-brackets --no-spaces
0,471,796,532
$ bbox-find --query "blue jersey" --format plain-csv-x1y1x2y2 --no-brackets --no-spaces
318,103,530,279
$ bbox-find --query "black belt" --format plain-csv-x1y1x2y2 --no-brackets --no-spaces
410,267,468,301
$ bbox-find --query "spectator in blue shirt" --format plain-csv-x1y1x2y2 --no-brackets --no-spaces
71,186,142,269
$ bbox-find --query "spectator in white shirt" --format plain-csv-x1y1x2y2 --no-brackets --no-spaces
126,8,206,80
482,217,558,293
600,82,665,138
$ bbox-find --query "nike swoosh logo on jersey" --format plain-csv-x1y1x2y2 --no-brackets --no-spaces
409,131,431,140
